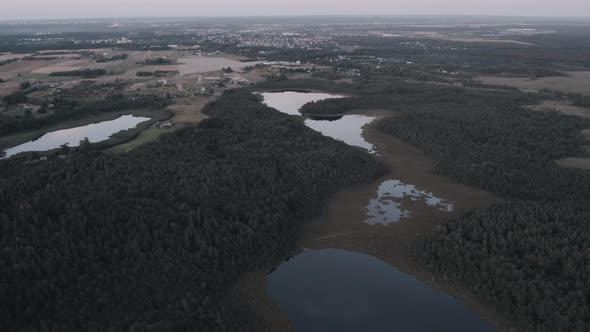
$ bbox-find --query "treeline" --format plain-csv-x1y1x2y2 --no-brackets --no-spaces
0,90,384,331
49,69,107,78
0,58,18,66
311,71,347,80
137,70,179,77
137,58,173,65
22,56,60,61
0,94,171,136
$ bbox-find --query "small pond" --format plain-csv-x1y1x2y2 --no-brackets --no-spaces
268,249,495,332
260,91,377,153
2,115,150,158
366,179,455,225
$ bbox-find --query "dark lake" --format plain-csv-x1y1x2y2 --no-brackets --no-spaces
268,249,495,332
366,179,454,225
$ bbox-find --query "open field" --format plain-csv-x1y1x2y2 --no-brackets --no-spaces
106,97,210,153
104,127,177,153
478,71,590,94
30,59,94,74
442,37,533,45
0,81,20,96
557,158,590,170
526,100,590,119
166,98,210,124
0,53,32,61
526,100,590,171
371,31,535,45
177,56,261,75
0,54,109,82
0,49,262,86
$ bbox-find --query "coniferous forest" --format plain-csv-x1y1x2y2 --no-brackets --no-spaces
376,90,590,331
261,77,590,331
0,90,384,331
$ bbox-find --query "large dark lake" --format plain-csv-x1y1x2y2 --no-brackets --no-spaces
268,249,495,332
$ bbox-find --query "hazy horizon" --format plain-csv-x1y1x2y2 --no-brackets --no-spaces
2,0,590,20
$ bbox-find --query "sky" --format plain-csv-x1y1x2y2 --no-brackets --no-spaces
1,0,590,20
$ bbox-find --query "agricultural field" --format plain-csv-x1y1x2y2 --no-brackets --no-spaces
479,71,590,94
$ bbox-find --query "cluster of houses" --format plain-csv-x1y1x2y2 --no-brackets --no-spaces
153,120,176,129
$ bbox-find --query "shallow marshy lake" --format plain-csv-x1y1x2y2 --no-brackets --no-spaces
268,249,495,332
366,179,455,225
2,115,150,158
260,91,377,153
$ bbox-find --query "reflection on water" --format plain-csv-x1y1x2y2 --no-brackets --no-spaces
260,91,345,116
366,180,454,225
2,115,150,158
260,92,377,153
268,249,495,332
305,115,377,153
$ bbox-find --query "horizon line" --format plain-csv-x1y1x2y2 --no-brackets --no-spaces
2,13,590,22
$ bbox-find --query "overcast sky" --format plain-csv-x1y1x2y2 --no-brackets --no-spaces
2,0,590,20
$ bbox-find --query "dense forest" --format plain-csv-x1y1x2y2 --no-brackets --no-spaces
419,203,590,332
261,75,590,330
0,90,384,331
373,88,590,331
377,93,590,202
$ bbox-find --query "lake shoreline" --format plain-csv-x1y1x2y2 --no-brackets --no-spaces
0,109,170,158
227,109,516,331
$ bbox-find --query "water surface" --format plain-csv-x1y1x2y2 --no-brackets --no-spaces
260,91,377,153
305,115,377,153
261,91,345,116
366,179,454,225
2,115,150,158
268,249,495,332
